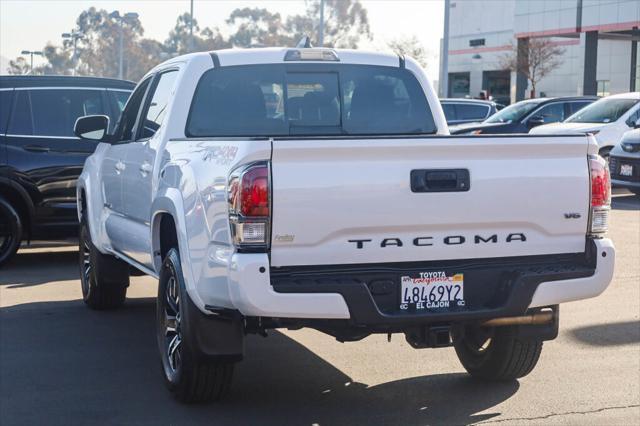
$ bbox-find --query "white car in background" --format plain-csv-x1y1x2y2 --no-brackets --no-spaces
530,92,640,160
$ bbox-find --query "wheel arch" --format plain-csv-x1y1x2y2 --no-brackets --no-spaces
150,190,188,273
0,177,35,239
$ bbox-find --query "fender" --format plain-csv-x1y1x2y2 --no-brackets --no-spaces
151,188,207,312
76,154,106,253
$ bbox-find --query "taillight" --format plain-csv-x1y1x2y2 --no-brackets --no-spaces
588,155,611,235
228,162,270,249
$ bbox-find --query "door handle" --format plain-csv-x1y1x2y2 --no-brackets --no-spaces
139,162,152,176
115,160,125,174
411,169,470,193
24,145,50,153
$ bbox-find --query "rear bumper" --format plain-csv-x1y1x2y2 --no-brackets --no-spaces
227,238,614,325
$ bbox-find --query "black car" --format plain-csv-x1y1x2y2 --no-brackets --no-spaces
440,98,499,125
0,75,134,265
449,96,597,135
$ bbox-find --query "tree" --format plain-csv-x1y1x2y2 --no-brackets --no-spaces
226,8,288,47
165,13,230,55
38,44,74,75
74,7,148,79
285,0,372,48
499,38,564,98
225,1,372,49
7,57,31,75
387,36,428,68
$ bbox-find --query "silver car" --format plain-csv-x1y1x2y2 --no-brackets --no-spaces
609,129,640,196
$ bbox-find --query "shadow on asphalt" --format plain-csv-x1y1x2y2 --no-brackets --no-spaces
570,320,640,347
0,249,80,288
611,194,640,211
0,296,519,426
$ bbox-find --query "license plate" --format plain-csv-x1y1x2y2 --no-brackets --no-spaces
400,271,465,311
620,164,633,176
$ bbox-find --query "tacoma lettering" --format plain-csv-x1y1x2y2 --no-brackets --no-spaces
348,233,527,249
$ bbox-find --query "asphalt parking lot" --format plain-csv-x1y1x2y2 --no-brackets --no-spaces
1,191,639,426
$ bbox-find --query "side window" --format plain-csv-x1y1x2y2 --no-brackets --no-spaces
7,91,33,135
26,89,105,137
107,90,132,132
457,104,490,121
0,90,14,134
533,103,564,124
441,103,456,121
113,91,131,112
139,71,178,140
115,78,151,142
626,106,640,126
569,101,591,116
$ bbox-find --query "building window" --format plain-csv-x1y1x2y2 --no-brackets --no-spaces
448,72,470,98
597,80,610,97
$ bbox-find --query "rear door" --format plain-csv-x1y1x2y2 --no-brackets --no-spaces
5,87,107,229
268,65,591,267
0,88,13,172
101,78,152,253
121,69,178,267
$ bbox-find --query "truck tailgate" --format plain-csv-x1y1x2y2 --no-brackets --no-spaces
270,135,590,267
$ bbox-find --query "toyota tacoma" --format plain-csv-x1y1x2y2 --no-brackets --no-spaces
74,47,615,403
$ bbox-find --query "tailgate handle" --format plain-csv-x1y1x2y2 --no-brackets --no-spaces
411,169,470,193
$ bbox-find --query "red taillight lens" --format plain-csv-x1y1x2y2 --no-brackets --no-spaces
589,155,611,235
240,166,269,217
590,156,610,207
228,162,270,249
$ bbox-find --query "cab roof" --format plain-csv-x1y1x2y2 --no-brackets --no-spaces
0,75,136,89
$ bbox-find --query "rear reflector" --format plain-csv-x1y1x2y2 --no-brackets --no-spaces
588,155,611,235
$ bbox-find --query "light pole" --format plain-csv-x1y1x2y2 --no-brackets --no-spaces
62,30,84,75
318,0,325,47
109,10,139,80
441,0,451,97
20,50,43,74
189,0,194,52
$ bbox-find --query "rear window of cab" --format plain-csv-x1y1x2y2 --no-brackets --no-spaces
186,64,436,137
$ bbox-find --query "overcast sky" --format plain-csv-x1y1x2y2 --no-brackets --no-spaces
0,0,444,81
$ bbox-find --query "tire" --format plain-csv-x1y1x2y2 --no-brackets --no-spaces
0,196,22,267
79,218,129,309
157,248,234,403
453,325,543,381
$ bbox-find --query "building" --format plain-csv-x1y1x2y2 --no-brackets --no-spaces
441,0,640,104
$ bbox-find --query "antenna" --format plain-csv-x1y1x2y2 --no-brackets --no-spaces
296,36,313,48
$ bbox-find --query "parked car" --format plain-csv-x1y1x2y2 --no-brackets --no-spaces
531,92,640,159
0,75,135,266
75,47,614,403
440,98,498,125
609,129,640,195
450,96,597,135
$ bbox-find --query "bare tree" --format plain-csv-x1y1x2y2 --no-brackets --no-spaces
387,35,428,68
499,38,564,98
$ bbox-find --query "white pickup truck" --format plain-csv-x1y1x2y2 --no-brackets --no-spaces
74,47,615,403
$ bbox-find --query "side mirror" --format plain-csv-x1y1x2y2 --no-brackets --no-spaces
527,115,545,127
634,118,640,129
74,115,110,141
